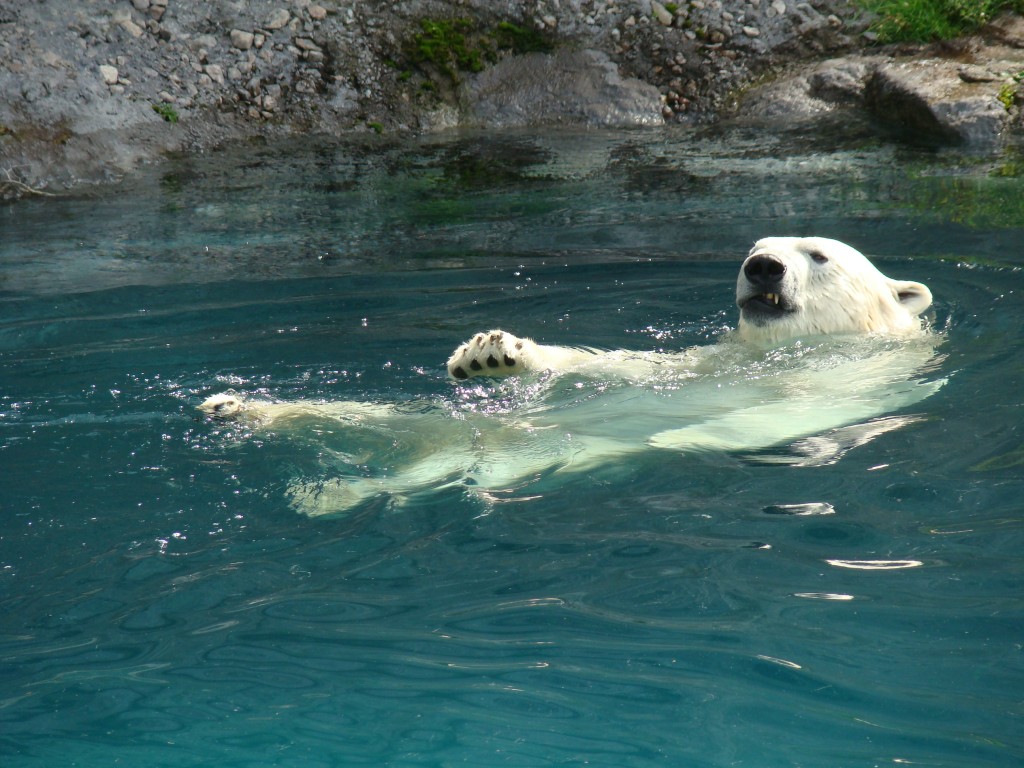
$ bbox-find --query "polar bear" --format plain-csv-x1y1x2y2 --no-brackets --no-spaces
200,237,943,516
445,236,933,380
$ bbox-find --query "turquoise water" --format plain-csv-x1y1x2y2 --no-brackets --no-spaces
2,126,1023,766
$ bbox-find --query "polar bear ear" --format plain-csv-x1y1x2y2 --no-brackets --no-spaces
889,279,932,316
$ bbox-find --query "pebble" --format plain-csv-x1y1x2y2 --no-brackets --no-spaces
772,0,787,14
99,64,118,85
743,26,760,37
120,18,145,38
266,9,291,30
204,64,224,84
308,5,327,21
231,29,254,50
652,1,673,26
190,34,218,51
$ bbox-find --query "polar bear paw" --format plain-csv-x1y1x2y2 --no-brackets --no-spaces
199,392,245,417
447,330,533,380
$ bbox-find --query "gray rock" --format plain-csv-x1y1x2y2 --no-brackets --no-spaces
231,29,254,51
865,60,1009,145
462,49,663,128
736,49,1020,146
735,57,873,118
265,9,291,31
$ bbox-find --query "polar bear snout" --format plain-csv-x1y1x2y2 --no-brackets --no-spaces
737,253,794,321
743,254,787,288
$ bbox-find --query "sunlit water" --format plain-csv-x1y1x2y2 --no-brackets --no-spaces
2,125,1022,767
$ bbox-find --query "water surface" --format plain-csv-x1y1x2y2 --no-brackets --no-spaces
1,125,1022,767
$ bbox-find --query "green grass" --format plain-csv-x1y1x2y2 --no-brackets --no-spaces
152,103,179,123
858,0,1024,42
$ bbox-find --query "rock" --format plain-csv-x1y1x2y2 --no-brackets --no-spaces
204,64,225,85
189,34,218,51
120,18,145,38
99,64,119,85
462,49,663,128
808,57,875,104
958,65,1000,83
652,1,673,27
987,12,1024,48
231,29,254,50
865,60,1010,144
265,9,290,30
1,0,1021,202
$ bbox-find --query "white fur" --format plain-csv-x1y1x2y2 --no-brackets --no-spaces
201,237,942,516
446,237,933,379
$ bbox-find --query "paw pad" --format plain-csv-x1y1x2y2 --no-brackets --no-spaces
447,330,525,380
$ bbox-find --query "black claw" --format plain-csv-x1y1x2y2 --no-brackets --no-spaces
486,354,499,368
503,355,516,367
470,359,483,371
452,366,468,380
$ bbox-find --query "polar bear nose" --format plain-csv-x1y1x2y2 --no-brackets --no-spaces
744,254,786,287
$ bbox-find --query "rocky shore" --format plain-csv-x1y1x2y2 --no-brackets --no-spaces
0,0,1021,200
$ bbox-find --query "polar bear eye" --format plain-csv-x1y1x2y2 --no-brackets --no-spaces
809,250,829,264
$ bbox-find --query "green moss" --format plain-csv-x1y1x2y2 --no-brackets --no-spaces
409,18,483,82
152,103,179,123
367,121,384,134
997,82,1016,111
491,21,553,54
857,0,1024,43
403,17,554,91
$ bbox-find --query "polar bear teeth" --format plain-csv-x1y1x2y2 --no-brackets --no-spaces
764,293,780,305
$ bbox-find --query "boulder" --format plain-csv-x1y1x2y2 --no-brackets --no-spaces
461,49,663,129
736,49,1021,145
865,59,1009,144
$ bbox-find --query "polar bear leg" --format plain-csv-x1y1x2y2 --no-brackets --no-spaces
446,329,595,380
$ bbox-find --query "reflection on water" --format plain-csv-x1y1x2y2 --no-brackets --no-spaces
2,124,1021,296
1,126,1022,767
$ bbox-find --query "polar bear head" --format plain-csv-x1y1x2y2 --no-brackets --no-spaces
735,236,932,344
